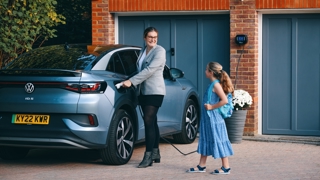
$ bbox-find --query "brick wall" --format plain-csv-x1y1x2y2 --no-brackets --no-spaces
230,0,258,136
256,0,320,8
92,0,115,44
108,0,229,11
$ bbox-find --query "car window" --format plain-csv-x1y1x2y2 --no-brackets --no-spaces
106,55,115,72
163,66,171,79
106,53,125,74
118,50,138,76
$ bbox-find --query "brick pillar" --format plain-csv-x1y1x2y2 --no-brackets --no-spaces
91,0,115,45
230,0,258,136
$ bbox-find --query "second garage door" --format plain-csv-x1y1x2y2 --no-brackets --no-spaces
262,14,320,136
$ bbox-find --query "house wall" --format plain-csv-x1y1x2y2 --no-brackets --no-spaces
108,0,229,11
230,0,258,135
92,0,114,44
256,0,320,8
91,0,319,136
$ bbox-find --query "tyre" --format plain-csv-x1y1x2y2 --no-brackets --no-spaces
0,146,29,160
173,99,199,144
100,109,135,165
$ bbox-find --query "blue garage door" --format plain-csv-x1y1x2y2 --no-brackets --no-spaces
262,14,320,136
118,15,230,99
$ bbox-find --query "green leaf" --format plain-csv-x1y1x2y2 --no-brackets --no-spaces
0,0,66,68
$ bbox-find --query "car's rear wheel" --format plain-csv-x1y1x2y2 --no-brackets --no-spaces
0,146,29,160
100,109,135,165
173,99,199,144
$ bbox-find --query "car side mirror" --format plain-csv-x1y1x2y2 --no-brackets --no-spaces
169,68,184,80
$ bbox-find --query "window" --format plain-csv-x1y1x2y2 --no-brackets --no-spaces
163,66,171,79
106,53,125,74
106,55,115,72
118,50,138,76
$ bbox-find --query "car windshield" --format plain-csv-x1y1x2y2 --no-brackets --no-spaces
4,44,97,71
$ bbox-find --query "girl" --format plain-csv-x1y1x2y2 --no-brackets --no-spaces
187,62,234,175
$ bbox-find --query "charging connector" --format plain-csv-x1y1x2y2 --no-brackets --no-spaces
115,83,123,89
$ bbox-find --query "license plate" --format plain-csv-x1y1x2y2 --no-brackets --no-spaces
12,114,50,125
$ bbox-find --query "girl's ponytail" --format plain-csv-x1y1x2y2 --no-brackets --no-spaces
220,70,234,94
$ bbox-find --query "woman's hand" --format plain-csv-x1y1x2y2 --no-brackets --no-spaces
204,103,213,110
122,80,132,88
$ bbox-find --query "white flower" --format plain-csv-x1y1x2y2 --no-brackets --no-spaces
232,89,253,110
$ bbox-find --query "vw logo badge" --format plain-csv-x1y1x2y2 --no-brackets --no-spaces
25,83,35,93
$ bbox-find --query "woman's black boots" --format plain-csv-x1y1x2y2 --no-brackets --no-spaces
152,148,161,163
137,148,160,168
138,151,153,168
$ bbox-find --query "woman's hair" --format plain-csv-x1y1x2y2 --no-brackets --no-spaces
143,27,158,38
207,62,234,94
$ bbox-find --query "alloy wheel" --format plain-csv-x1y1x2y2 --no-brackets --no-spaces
116,116,134,159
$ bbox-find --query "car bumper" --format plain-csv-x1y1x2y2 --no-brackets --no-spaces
0,112,111,149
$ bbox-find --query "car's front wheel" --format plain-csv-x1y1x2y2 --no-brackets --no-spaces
100,109,135,165
0,146,29,160
173,99,199,144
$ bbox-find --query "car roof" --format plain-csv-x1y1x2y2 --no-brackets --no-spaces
86,44,141,56
3,44,141,71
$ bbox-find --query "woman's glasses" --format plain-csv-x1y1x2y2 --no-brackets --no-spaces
147,36,158,39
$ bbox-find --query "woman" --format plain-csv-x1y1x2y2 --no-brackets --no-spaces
122,27,166,168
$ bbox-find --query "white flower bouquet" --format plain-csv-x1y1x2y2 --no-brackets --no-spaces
232,89,253,110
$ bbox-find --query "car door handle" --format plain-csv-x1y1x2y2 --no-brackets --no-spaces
170,48,175,56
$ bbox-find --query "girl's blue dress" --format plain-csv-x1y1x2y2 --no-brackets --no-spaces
197,84,234,159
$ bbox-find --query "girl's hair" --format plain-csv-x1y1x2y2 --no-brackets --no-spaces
207,62,234,94
143,27,158,38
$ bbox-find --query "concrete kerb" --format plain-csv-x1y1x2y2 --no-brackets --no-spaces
194,133,320,146
242,135,320,146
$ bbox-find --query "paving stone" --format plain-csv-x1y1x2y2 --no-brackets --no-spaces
0,137,319,180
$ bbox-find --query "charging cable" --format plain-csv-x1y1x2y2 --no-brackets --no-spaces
137,105,197,156
159,136,197,156
234,45,245,89
115,82,197,156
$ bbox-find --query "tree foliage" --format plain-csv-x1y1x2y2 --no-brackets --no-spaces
44,0,92,46
0,0,65,68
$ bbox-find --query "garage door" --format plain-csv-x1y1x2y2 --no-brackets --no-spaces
118,15,230,98
262,14,320,136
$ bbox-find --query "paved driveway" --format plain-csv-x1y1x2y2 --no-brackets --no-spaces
0,138,319,180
